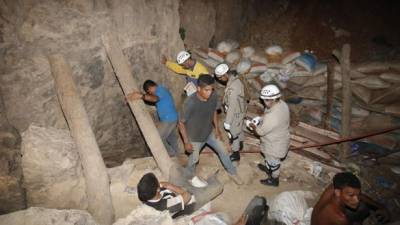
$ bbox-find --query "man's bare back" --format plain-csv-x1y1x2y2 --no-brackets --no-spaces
312,199,349,225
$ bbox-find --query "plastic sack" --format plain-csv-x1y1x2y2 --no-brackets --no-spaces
217,40,239,53
236,59,252,74
265,45,283,55
268,191,314,225
225,51,241,64
250,54,268,64
241,46,255,58
295,53,317,72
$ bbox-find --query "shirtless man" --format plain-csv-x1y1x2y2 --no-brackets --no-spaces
311,172,390,225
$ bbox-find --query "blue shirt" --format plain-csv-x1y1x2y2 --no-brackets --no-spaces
155,85,178,122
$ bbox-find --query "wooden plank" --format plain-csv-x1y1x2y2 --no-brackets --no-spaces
292,126,336,144
102,33,173,177
49,54,114,225
298,122,341,140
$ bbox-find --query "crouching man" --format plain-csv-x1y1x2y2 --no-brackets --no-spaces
311,172,390,225
137,172,196,218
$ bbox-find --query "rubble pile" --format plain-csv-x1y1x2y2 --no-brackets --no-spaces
192,41,400,155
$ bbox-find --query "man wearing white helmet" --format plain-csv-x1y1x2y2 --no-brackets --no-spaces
214,63,248,162
161,51,209,92
248,84,290,187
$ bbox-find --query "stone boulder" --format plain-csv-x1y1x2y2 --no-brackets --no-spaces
0,207,98,225
21,125,87,210
113,205,175,225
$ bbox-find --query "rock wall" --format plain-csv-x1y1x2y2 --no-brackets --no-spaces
21,125,88,210
179,0,247,48
0,0,185,163
0,92,25,214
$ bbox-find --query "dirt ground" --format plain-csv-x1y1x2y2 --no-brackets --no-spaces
175,150,327,222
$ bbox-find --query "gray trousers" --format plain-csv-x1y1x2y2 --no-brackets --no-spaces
231,132,244,152
158,121,179,156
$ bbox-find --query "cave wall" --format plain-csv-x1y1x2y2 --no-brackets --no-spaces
0,0,185,163
179,0,247,49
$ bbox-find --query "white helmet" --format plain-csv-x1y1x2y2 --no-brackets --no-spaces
176,51,191,64
260,84,281,100
214,63,229,77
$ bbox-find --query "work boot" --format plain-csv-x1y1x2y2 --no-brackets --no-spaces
230,151,240,162
260,177,279,187
257,163,272,176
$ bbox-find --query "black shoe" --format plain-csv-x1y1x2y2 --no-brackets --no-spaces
260,177,279,187
257,163,272,176
230,151,240,162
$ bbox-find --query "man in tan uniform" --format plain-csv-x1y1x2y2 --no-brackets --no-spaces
214,63,248,162
249,84,290,187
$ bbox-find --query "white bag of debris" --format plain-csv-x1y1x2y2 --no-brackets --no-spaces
208,49,225,63
250,54,268,64
265,45,283,63
295,53,317,72
201,58,220,68
240,46,255,58
236,59,252,74
250,63,268,73
259,72,274,83
265,45,283,55
352,76,391,89
216,40,239,54
282,52,301,64
225,51,241,64
268,191,315,225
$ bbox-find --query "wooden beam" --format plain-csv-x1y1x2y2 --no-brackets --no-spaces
49,54,114,225
101,33,173,177
334,44,352,160
324,62,335,129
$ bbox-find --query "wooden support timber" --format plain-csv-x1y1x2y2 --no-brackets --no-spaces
101,33,173,177
49,54,114,225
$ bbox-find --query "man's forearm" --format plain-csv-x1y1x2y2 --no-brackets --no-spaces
213,111,219,129
143,94,159,103
164,182,191,204
178,121,190,144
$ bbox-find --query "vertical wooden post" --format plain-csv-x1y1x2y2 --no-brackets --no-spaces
324,62,335,129
48,54,114,225
339,44,352,160
101,33,174,177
